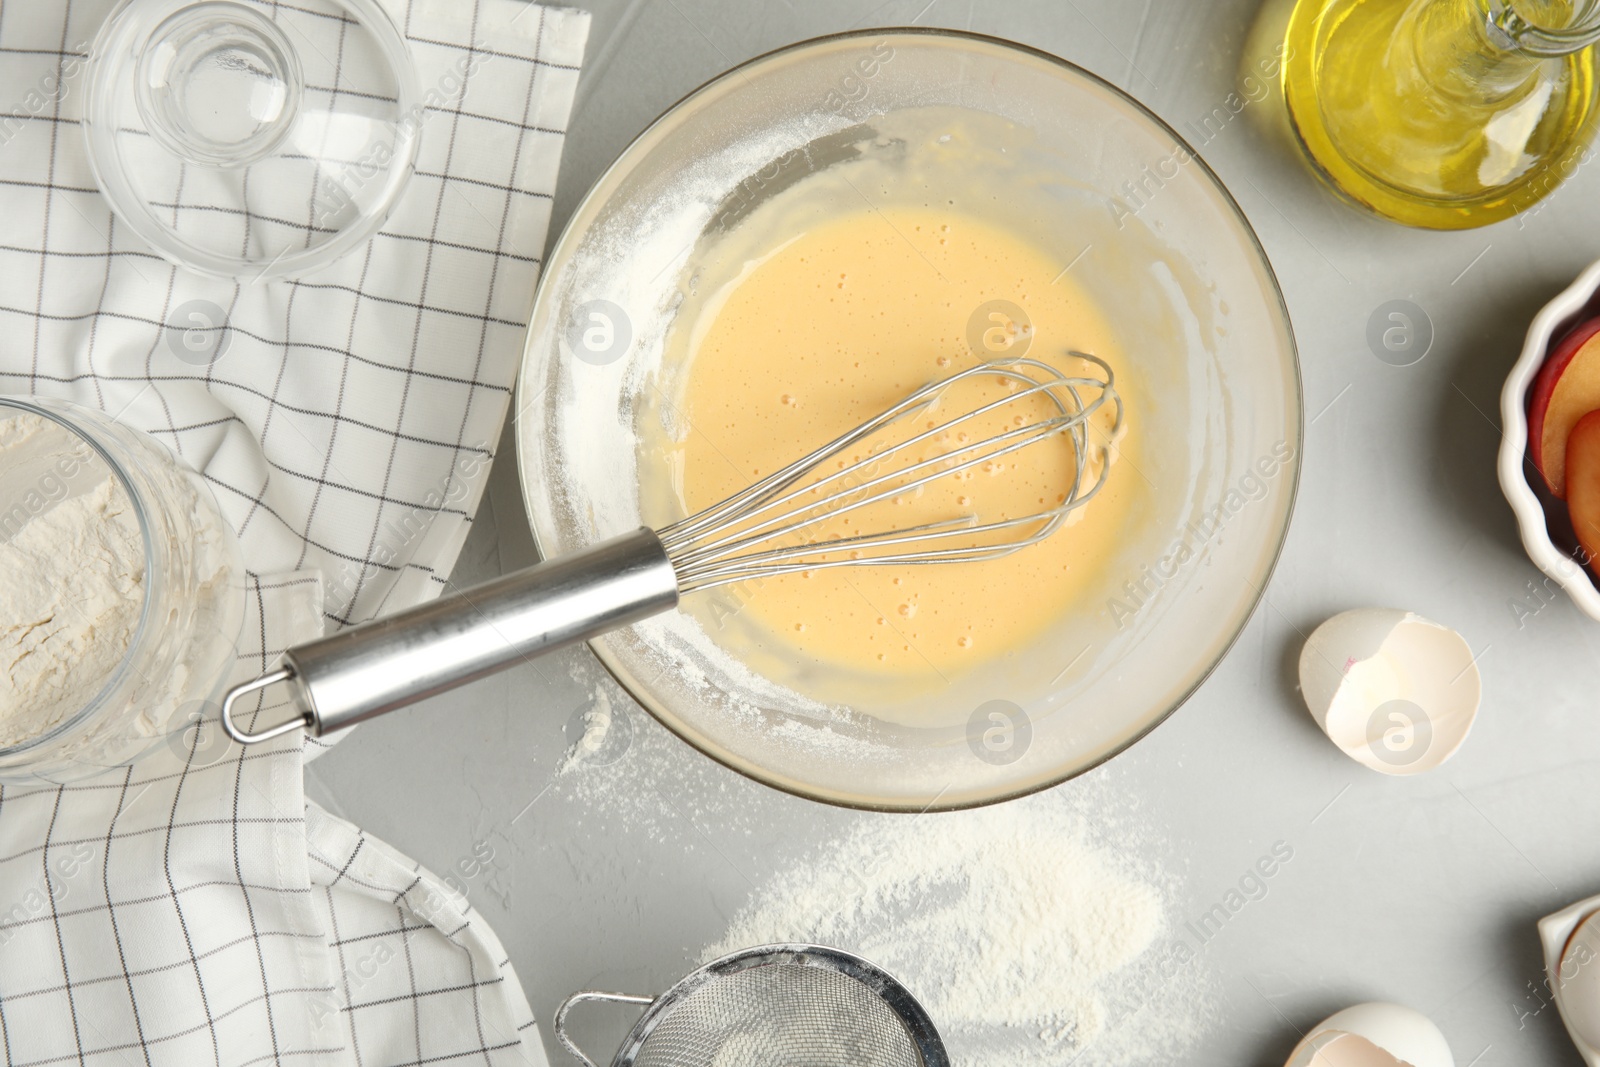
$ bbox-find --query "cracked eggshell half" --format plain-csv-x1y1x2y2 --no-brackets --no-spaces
1538,892,1600,1066
1284,1003,1453,1067
1298,609,1481,775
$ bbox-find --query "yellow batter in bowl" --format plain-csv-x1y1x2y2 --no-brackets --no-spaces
651,206,1140,693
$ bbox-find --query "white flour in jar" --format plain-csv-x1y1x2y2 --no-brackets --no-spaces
0,414,145,747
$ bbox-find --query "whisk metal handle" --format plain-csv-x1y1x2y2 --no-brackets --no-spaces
220,529,679,743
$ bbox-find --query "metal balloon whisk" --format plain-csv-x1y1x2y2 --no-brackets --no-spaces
663,353,1122,592
222,352,1121,745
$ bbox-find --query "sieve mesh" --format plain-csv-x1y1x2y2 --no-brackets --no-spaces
625,961,922,1067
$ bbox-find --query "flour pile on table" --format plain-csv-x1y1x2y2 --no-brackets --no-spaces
703,792,1211,1066
557,686,616,773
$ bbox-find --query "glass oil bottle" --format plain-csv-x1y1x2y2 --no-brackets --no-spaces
1281,0,1600,227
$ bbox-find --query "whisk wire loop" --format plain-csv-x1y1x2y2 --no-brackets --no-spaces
662,353,1122,594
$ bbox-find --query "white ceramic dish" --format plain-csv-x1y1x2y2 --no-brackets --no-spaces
1498,258,1600,622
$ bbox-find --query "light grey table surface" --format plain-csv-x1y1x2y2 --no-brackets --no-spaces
304,1,1600,1064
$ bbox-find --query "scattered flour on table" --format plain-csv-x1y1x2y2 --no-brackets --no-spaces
556,687,614,774
548,658,1211,1064
0,420,144,746
701,792,1211,1066
551,656,764,846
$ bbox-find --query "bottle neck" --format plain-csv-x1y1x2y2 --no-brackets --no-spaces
1401,0,1577,102
1485,0,1600,56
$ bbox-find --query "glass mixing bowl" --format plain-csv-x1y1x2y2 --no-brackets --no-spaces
516,29,1302,811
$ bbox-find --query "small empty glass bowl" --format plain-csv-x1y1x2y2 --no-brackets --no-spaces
0,398,245,783
82,0,420,279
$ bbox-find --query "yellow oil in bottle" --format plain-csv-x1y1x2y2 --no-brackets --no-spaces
1282,0,1599,227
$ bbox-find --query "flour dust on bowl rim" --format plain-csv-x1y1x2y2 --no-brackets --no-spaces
515,28,1302,812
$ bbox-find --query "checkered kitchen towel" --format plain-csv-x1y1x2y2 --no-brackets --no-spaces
0,1,589,1064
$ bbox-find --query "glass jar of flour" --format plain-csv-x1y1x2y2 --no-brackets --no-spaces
0,396,245,782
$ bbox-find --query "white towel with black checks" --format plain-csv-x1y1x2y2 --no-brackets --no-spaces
0,1,590,1064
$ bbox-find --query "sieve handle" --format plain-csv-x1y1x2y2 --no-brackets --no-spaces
220,529,679,743
554,991,655,1067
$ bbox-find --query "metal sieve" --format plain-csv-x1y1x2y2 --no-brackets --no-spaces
553,944,949,1067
